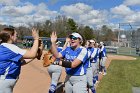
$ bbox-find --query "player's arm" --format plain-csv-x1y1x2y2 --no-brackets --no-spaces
62,37,70,50
58,48,87,68
58,58,81,68
23,28,39,59
50,32,62,58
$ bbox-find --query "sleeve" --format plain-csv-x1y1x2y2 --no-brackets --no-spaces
11,44,27,55
2,44,26,63
100,46,104,52
10,54,23,62
77,48,87,63
10,45,26,62
60,47,68,58
57,47,63,52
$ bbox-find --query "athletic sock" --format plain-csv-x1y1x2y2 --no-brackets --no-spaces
103,66,106,73
95,75,98,81
91,87,96,93
49,84,56,93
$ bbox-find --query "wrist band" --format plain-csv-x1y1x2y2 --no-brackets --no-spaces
62,60,72,68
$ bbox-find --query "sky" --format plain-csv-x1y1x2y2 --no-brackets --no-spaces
0,0,140,29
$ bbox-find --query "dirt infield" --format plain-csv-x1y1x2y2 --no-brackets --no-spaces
13,54,136,93
105,54,136,68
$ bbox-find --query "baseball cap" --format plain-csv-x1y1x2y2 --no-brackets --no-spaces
100,41,104,45
89,40,95,43
69,32,83,41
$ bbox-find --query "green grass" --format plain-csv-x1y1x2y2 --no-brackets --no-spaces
117,47,137,56
97,57,140,93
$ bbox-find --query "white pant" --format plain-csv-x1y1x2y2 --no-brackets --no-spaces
65,75,87,93
0,79,17,93
100,57,107,67
86,67,93,88
91,62,98,76
47,65,62,86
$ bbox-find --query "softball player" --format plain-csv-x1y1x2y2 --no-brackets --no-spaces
90,42,99,86
85,40,96,93
0,27,39,93
51,32,88,93
48,41,63,93
99,42,107,75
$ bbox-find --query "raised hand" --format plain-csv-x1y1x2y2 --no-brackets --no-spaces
66,37,70,43
50,31,57,43
32,28,39,40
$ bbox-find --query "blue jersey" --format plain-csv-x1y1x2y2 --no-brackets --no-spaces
100,46,107,57
60,46,88,76
57,47,63,52
91,48,99,63
0,43,26,79
86,47,94,67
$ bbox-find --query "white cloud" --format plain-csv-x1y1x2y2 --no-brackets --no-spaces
0,2,58,26
60,3,109,27
60,3,92,16
0,0,20,6
35,3,58,17
124,12,140,23
36,3,48,11
111,5,134,16
1,1,139,28
79,10,100,21
110,4,140,24
123,0,140,6
1,3,35,17
79,10,109,25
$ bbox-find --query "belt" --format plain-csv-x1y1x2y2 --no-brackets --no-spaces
0,75,18,79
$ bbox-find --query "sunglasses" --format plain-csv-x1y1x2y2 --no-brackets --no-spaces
69,35,78,40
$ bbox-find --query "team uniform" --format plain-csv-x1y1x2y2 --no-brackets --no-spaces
86,47,96,93
48,47,63,93
60,46,88,93
99,45,107,75
90,47,99,86
96,48,100,73
0,43,26,93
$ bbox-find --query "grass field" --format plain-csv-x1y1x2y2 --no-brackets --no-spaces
96,57,140,93
117,47,137,56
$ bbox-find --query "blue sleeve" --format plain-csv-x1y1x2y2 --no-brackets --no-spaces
60,47,68,58
10,54,23,63
57,47,62,52
77,48,88,63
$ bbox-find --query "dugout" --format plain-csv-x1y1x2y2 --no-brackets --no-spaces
105,46,118,54
23,36,66,49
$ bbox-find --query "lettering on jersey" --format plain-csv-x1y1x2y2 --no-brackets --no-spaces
65,51,77,61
